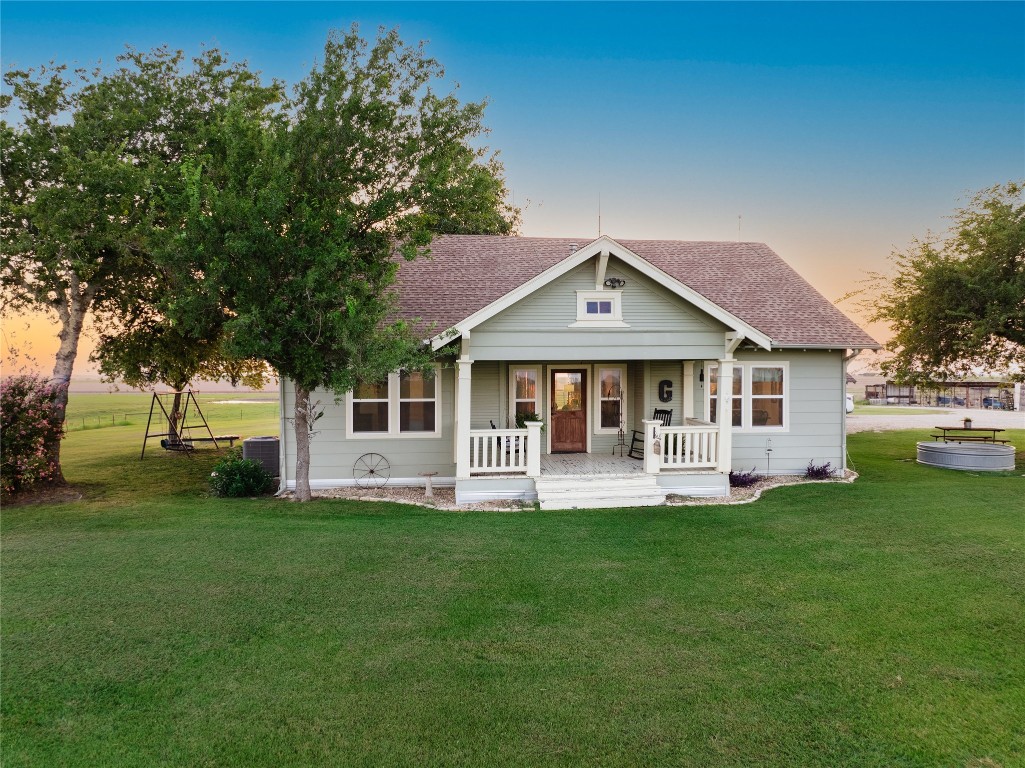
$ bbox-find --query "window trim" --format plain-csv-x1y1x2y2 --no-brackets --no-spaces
704,361,789,433
570,290,629,328
345,366,443,439
594,364,628,435
508,365,542,427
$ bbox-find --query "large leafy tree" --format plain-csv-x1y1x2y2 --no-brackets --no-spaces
870,182,1025,385
174,26,518,500
1,48,276,482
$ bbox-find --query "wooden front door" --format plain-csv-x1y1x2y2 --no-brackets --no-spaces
551,369,587,453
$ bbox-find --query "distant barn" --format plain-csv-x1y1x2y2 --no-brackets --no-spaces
864,380,1016,410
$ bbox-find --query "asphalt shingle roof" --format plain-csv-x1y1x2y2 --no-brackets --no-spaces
394,235,879,349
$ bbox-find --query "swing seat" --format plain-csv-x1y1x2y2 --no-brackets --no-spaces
160,438,193,452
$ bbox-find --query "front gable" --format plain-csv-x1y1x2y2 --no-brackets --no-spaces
431,236,772,356
467,255,739,361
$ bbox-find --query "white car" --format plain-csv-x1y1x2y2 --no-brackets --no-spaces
845,393,855,414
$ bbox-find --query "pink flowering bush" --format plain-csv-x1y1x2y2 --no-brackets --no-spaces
1,375,67,498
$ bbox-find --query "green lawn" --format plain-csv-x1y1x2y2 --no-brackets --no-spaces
3,403,1023,767
852,404,954,416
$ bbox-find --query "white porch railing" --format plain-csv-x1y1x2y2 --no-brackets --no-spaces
660,425,719,469
469,427,540,474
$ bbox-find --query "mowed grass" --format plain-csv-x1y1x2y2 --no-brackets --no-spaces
2,401,1023,766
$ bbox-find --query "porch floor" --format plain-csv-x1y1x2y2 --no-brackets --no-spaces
540,453,644,476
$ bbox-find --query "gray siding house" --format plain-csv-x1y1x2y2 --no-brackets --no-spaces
278,235,879,508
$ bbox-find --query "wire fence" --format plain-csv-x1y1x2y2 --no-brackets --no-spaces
63,408,269,432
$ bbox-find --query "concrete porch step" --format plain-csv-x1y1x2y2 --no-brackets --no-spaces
535,473,664,510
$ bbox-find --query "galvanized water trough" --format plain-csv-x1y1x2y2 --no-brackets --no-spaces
916,441,1015,472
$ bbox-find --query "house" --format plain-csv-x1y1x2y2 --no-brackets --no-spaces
277,235,880,508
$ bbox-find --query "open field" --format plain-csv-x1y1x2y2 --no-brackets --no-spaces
63,391,279,434
2,408,1023,766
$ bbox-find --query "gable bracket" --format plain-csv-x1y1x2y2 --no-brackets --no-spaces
595,248,610,290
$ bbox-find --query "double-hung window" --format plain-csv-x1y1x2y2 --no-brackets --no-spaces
347,367,441,438
706,362,787,431
708,364,743,427
596,365,627,433
510,366,540,425
751,366,784,427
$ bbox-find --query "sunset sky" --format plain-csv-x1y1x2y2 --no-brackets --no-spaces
3,1,1023,375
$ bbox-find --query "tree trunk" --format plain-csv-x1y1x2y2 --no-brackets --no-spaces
293,383,313,502
49,288,90,485
168,390,184,446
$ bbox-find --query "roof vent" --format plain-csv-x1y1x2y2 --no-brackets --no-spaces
569,243,578,253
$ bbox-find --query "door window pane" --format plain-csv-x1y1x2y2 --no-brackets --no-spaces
553,372,583,412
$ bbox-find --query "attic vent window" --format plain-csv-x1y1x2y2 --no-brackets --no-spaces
571,290,628,328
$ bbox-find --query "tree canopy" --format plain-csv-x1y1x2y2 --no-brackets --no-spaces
870,181,1025,385
168,26,518,499
1,47,277,481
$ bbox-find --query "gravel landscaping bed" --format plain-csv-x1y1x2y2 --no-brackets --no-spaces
296,470,858,510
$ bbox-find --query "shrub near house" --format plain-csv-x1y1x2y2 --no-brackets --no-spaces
0,375,67,498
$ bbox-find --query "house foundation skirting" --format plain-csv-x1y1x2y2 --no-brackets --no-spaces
283,476,457,491
456,477,538,505
284,473,728,503
655,472,730,497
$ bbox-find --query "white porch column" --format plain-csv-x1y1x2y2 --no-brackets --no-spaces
525,421,543,477
456,356,473,478
682,361,695,420
716,361,734,473
642,418,662,474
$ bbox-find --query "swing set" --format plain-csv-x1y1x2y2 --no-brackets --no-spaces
140,391,240,459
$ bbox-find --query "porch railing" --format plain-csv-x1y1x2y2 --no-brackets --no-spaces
469,428,530,474
659,425,719,469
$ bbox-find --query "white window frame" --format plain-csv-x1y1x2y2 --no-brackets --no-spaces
570,290,628,328
345,366,443,439
704,361,789,433
594,364,628,435
508,365,541,427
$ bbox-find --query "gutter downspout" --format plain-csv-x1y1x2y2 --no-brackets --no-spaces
841,349,863,472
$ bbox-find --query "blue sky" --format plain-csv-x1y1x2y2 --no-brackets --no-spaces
2,1,1023,359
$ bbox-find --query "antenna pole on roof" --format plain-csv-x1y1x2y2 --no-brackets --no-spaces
598,192,602,236
737,214,742,242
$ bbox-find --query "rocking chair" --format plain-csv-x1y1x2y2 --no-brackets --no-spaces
628,408,673,459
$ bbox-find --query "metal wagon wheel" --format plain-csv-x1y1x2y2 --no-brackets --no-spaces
353,453,391,489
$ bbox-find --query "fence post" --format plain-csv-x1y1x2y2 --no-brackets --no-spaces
643,419,661,474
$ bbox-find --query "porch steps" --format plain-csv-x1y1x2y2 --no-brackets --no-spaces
534,474,664,510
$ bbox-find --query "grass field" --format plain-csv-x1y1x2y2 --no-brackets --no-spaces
2,394,1023,767
63,391,279,433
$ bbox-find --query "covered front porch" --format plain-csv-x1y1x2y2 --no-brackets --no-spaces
452,352,742,506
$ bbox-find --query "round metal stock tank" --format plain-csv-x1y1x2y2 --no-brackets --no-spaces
243,436,280,476
916,441,1015,472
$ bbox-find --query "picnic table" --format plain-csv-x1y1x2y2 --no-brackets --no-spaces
931,426,1010,444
